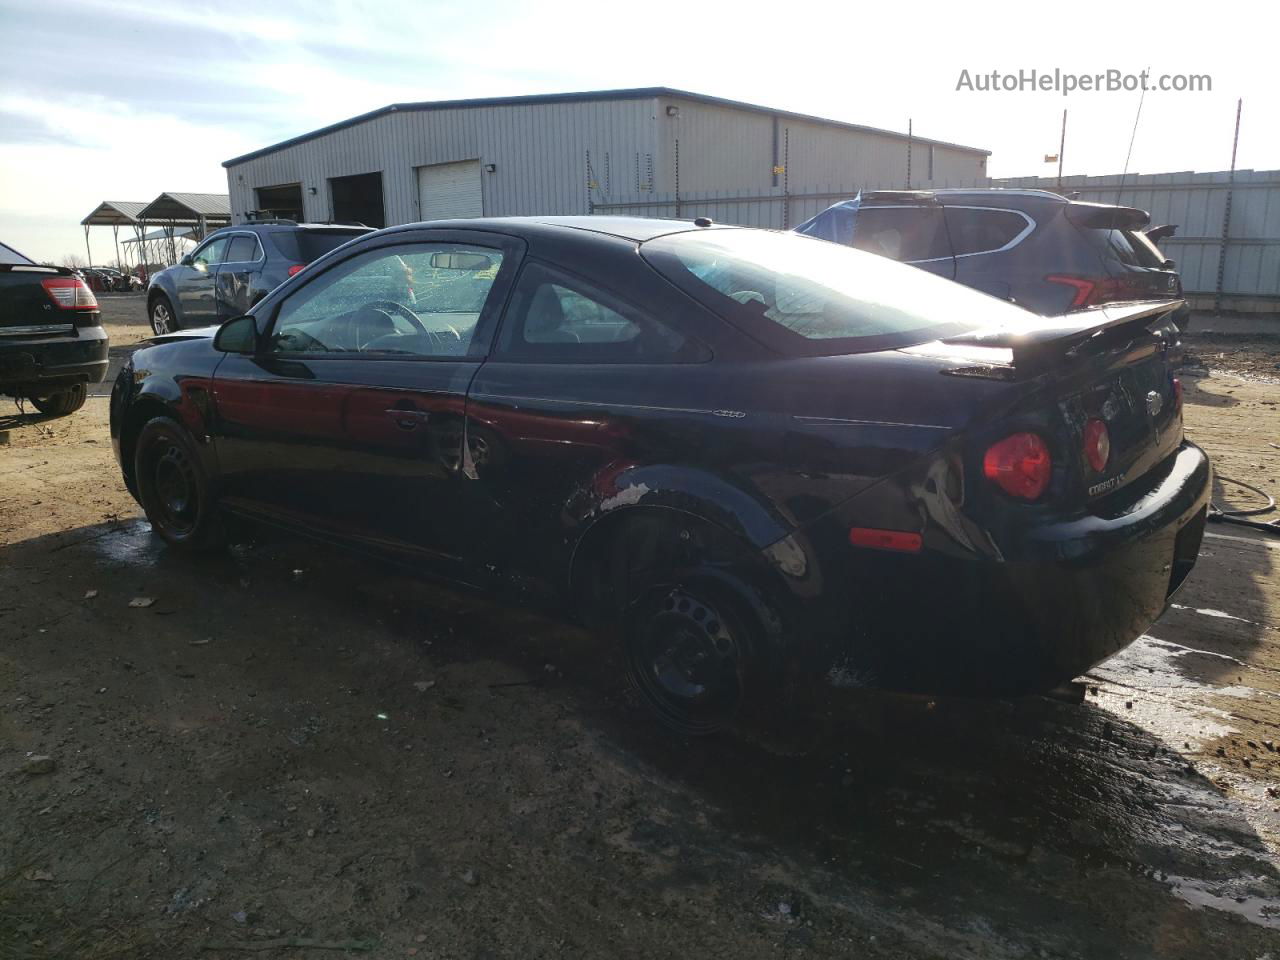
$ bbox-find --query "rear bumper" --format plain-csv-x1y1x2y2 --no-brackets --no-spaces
806,441,1212,696
0,327,109,392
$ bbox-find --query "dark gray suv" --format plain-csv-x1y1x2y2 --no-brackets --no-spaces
146,221,371,334
795,189,1187,327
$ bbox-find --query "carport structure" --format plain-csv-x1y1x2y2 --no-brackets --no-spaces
79,200,148,271
134,193,230,266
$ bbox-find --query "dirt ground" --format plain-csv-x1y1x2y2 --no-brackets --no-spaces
2,297,1279,959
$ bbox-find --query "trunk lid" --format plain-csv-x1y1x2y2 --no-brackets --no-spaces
936,300,1184,501
0,264,91,335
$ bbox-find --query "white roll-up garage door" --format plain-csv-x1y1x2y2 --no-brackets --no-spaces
416,160,483,221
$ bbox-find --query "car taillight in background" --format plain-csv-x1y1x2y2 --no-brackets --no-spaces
1044,274,1140,309
1082,418,1110,473
1172,376,1183,412
983,432,1052,500
287,264,306,277
40,276,98,310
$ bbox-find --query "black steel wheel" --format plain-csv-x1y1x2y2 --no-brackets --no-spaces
625,581,756,735
133,416,223,550
29,383,87,416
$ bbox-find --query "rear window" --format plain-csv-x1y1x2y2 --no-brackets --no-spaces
1110,229,1165,268
269,229,366,263
0,241,35,265
642,229,1031,356
946,208,1030,255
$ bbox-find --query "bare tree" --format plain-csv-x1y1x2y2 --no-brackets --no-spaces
62,254,87,269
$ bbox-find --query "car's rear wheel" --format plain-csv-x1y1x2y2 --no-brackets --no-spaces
149,295,178,335
133,417,223,551
29,384,87,417
606,517,772,736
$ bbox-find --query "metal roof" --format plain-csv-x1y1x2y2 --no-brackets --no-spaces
80,200,149,226
223,87,991,168
136,192,232,223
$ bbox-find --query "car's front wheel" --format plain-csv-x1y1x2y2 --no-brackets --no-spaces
133,416,223,550
29,384,87,417
149,295,178,335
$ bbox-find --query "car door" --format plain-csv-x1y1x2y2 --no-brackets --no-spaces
846,204,956,279
462,259,715,601
210,229,524,573
176,235,228,324
214,232,265,319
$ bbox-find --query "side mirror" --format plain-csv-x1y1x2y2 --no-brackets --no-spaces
1162,258,1177,270
180,254,194,266
213,315,258,354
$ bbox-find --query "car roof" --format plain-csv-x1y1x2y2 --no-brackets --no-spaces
215,222,374,235
379,215,737,243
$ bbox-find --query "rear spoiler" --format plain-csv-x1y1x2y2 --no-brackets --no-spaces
1064,202,1150,230
942,300,1183,374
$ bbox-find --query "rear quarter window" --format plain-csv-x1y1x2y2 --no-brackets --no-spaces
269,230,366,263
945,208,1031,255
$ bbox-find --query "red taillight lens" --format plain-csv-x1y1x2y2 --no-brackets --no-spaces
40,276,98,310
1045,274,1097,308
1172,376,1183,412
287,264,306,277
1082,418,1110,473
1045,274,1137,309
849,527,923,553
983,432,1052,500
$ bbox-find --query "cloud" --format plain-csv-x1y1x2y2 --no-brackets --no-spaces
0,111,83,146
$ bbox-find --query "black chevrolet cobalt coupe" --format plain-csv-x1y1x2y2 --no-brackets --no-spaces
110,217,1210,733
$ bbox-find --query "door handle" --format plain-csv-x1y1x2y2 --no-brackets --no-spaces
385,407,431,429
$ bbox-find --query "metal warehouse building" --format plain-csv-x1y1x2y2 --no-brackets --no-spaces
222,87,989,229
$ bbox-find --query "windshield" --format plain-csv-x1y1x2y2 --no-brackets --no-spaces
642,229,1032,355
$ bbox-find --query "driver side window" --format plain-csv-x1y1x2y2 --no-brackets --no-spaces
269,242,503,357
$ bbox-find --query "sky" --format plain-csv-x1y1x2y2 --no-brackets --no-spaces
2,0,1277,264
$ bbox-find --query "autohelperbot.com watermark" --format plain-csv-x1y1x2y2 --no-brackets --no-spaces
955,68,1211,96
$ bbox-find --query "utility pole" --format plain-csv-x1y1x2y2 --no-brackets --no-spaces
1057,109,1067,190
1214,98,1243,313
906,118,913,189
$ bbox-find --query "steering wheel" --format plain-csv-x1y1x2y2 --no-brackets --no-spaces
355,300,462,352
729,290,767,306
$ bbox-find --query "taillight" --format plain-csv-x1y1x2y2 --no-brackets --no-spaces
1045,274,1137,309
1045,274,1096,308
848,527,923,553
41,276,98,310
1171,376,1183,412
287,264,306,277
1082,418,1110,473
983,432,1052,500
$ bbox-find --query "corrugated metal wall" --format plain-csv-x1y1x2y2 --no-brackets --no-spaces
225,95,988,231
225,98,664,226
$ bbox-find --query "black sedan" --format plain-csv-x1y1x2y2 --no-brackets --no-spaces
110,217,1210,734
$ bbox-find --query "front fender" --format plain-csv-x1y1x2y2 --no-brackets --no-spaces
113,339,224,493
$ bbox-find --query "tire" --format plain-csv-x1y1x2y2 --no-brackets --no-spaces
29,384,87,417
149,295,178,335
133,416,223,551
608,518,770,736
